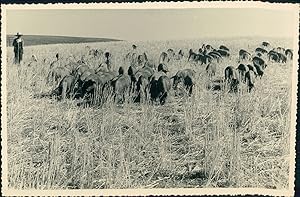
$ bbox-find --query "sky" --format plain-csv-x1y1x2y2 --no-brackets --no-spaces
6,8,297,41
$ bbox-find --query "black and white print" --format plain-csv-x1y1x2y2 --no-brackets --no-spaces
1,2,298,196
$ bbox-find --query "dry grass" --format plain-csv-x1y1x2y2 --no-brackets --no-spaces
5,38,293,189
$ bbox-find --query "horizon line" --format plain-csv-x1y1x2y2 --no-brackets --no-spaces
6,33,293,42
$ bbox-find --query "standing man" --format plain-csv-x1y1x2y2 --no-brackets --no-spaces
12,32,24,65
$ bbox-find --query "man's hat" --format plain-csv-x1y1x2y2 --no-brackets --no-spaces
15,32,23,36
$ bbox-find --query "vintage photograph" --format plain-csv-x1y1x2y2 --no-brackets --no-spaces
1,2,298,196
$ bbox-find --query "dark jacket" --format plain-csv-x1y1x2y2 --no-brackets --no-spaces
13,37,24,54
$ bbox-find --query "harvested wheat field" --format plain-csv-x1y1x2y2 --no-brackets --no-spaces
4,37,296,190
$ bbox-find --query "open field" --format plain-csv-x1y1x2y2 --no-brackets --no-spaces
5,37,294,189
6,35,122,47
